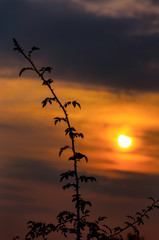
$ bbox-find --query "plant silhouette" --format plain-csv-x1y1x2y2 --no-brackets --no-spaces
13,39,159,240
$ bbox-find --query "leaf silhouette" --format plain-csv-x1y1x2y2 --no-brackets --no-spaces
19,67,33,76
59,145,70,156
60,170,75,182
64,101,71,108
54,117,66,125
72,101,81,109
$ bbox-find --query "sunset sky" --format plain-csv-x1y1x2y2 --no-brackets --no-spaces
1,0,159,239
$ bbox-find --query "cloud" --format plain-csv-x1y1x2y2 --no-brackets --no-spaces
1,0,159,92
0,123,18,130
138,129,159,161
81,169,159,199
0,157,62,214
4,157,60,185
70,0,159,18
3,156,159,204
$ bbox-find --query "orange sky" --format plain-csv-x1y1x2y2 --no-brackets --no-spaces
1,77,159,174
0,76,159,240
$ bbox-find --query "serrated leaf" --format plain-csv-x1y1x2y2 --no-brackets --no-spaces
42,97,56,108
60,171,75,182
54,117,66,125
79,175,96,183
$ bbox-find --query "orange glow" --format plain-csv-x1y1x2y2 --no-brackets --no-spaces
1,78,159,175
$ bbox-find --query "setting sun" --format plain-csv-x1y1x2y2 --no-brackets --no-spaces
118,135,132,148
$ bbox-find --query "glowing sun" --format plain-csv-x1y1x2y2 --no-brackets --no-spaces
118,135,132,149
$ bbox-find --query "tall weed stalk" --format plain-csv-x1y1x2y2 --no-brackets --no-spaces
13,39,159,240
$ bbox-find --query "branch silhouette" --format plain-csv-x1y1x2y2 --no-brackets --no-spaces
13,39,159,240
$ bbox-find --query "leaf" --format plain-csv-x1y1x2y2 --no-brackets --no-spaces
13,38,22,52
54,117,66,125
32,46,40,51
72,101,81,109
65,127,76,136
19,67,33,76
73,132,84,138
79,175,96,183
46,223,56,231
63,183,76,190
136,212,142,217
28,46,40,57
76,152,88,162
97,216,106,222
78,133,84,138
42,99,47,108
60,170,75,182
59,146,70,156
148,197,155,202
125,221,132,227
64,101,71,108
42,98,49,108
27,221,33,224
69,152,88,162
39,67,52,74
103,225,112,234
42,97,56,108
45,67,52,73
13,38,18,46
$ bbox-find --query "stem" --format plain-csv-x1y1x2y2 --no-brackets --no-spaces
14,42,81,240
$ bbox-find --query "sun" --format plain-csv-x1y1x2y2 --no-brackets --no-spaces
118,135,132,149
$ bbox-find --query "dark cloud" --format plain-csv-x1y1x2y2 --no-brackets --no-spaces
4,157,60,185
0,202,54,215
137,129,159,159
0,123,18,130
3,156,159,202
1,0,159,91
142,129,159,146
0,157,61,213
81,170,159,199
0,192,31,202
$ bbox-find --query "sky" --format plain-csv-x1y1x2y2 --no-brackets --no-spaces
0,0,159,239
